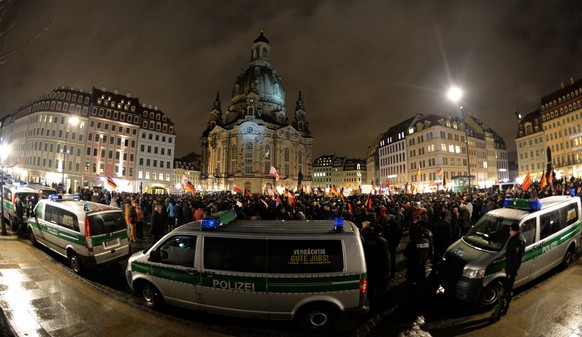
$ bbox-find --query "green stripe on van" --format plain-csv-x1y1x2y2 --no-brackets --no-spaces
27,219,127,246
131,261,365,294
485,222,581,275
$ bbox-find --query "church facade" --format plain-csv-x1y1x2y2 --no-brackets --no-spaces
200,33,313,193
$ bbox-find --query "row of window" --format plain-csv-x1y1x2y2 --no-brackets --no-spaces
542,100,582,121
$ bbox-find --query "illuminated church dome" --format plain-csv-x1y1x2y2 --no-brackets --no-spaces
225,32,286,125
200,32,313,194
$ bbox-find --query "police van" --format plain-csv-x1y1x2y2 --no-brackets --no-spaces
440,196,581,308
1,184,41,229
125,212,369,331
27,194,130,274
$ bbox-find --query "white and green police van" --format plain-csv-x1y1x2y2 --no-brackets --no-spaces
1,184,41,229
126,211,369,331
440,196,581,308
27,194,130,274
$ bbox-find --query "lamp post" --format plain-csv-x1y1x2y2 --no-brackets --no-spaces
448,86,471,191
61,116,79,193
1,142,11,235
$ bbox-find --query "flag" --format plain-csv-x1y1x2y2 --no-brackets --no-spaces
233,184,243,194
540,171,547,188
331,185,338,196
269,166,280,181
181,175,189,186
436,167,443,176
371,180,376,192
298,171,303,187
287,190,296,208
348,202,353,213
259,198,269,209
521,170,533,191
366,194,373,209
548,169,553,186
417,167,421,178
106,176,117,190
386,178,390,187
184,180,195,194
443,173,448,186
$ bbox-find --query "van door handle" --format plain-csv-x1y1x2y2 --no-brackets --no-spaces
203,272,215,278
185,269,197,275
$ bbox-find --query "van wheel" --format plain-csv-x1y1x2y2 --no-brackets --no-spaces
29,228,38,247
68,252,82,274
141,282,163,309
561,246,575,269
478,280,502,309
297,303,337,331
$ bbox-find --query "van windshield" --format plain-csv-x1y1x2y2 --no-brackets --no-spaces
88,211,126,235
464,214,513,251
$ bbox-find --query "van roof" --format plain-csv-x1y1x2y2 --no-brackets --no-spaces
39,199,121,213
489,196,579,221
176,220,359,235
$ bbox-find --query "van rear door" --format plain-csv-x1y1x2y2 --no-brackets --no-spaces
88,211,130,264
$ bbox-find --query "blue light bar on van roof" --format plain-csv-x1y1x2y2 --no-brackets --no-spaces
48,194,81,201
504,198,542,211
334,217,344,232
201,217,221,230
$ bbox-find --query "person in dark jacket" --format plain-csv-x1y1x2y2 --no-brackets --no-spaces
380,214,402,278
431,211,451,265
150,204,165,243
491,222,526,322
404,222,431,286
361,221,391,304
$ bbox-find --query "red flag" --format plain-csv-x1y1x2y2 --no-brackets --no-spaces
539,171,547,188
386,179,390,187
331,185,338,196
233,184,243,194
348,202,353,213
269,166,280,181
548,169,553,186
436,167,443,176
184,180,195,194
521,171,533,191
366,194,373,210
107,176,117,190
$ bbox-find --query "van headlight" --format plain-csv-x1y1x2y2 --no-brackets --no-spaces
462,267,485,279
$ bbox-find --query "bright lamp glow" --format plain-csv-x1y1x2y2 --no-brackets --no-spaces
447,87,463,103
69,116,79,126
0,143,10,161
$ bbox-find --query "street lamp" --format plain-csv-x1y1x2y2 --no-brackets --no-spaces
1,142,11,235
61,116,79,193
448,86,471,191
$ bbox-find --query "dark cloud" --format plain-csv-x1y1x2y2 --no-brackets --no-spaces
1,0,582,158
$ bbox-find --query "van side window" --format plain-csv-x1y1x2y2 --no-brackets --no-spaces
564,203,578,226
267,240,344,273
520,218,536,246
34,203,44,219
46,205,59,224
540,207,570,240
204,237,266,273
158,236,196,267
59,211,79,231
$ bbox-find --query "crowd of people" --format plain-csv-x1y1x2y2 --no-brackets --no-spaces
14,175,581,312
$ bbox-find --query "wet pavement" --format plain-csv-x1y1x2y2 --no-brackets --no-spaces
2,226,582,336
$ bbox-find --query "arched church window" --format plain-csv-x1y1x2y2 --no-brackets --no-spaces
265,145,271,159
247,106,255,116
246,143,253,158
231,145,237,160
298,121,304,130
284,148,290,162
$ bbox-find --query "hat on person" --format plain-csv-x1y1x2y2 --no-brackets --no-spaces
510,223,520,232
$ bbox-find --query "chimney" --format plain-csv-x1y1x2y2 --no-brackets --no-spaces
127,93,131,98
154,106,158,110
571,78,575,85
561,83,565,89
114,89,119,95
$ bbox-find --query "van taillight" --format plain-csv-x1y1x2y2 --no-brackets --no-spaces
84,217,93,252
360,278,367,294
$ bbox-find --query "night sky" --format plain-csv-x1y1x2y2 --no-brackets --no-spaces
1,1,581,159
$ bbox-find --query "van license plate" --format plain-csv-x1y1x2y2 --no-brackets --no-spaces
104,238,119,247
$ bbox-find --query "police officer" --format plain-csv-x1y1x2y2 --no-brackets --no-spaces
360,221,391,304
491,222,525,322
404,219,431,286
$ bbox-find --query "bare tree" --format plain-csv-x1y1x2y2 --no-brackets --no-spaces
0,0,54,64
